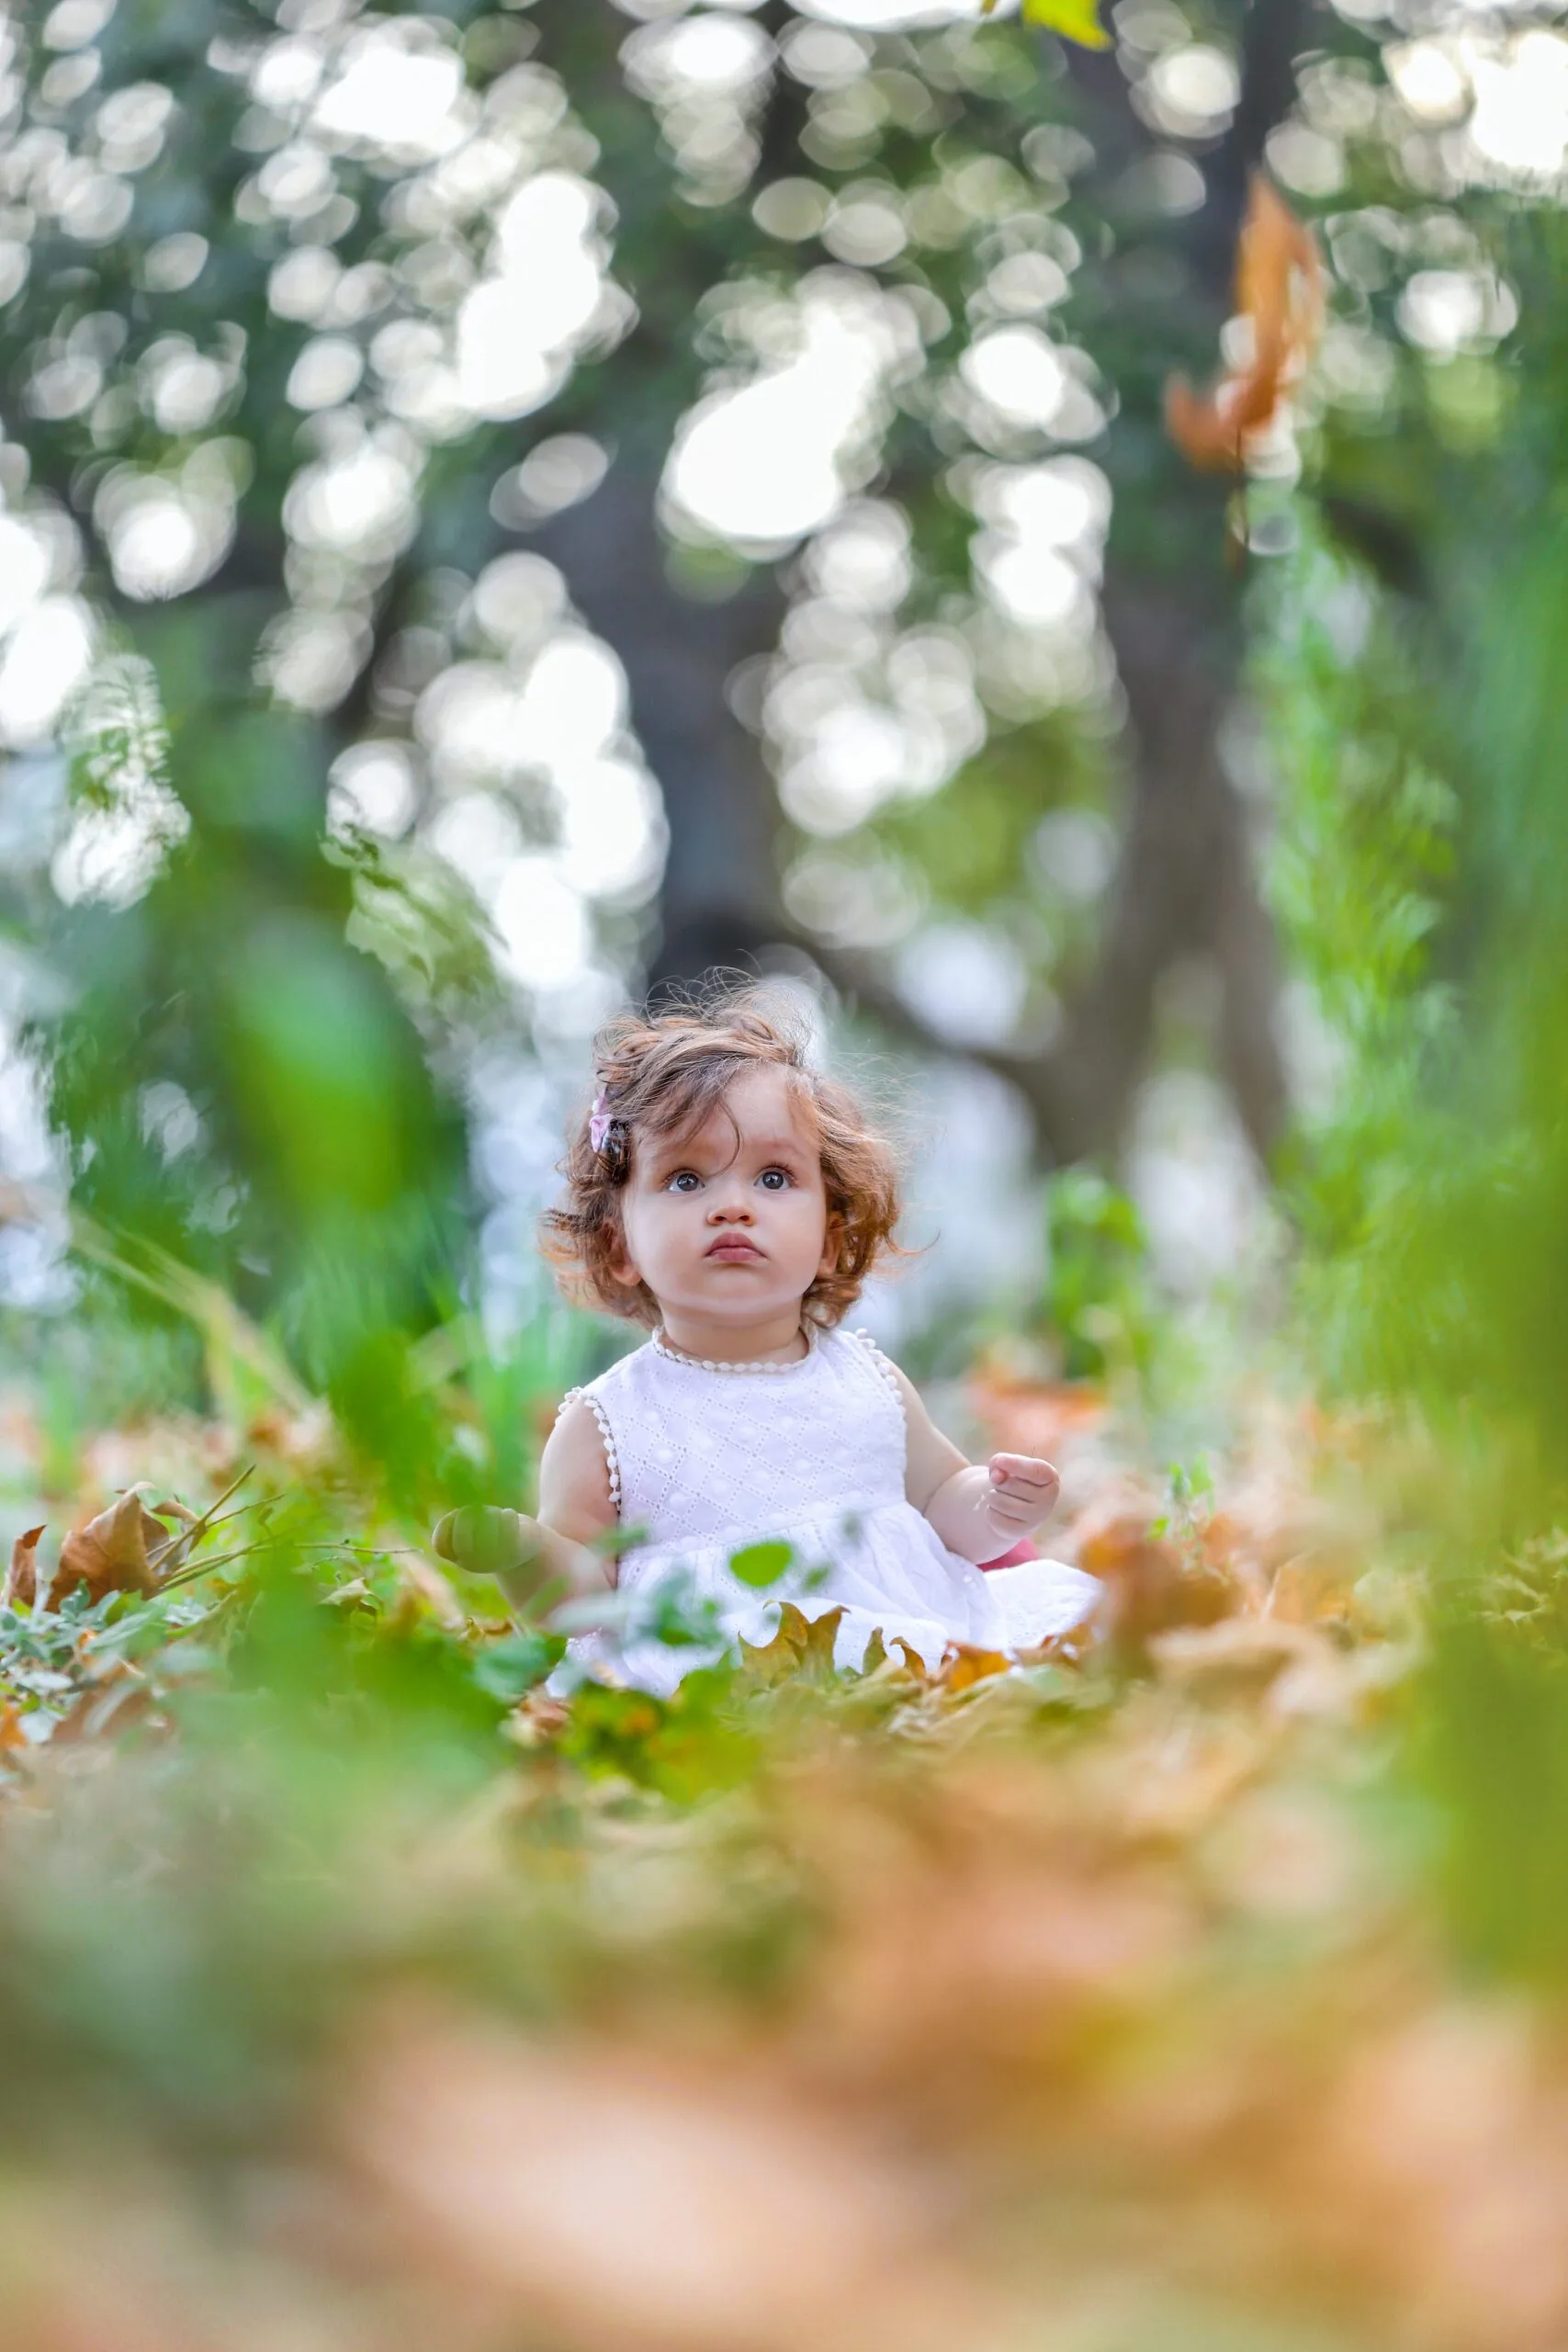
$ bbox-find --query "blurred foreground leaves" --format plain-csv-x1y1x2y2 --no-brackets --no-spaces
1,1352,1565,2352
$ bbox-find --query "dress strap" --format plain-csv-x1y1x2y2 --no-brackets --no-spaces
849,1326,904,1406
558,1385,621,1517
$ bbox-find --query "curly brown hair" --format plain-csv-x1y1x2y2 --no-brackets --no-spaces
539,987,902,1329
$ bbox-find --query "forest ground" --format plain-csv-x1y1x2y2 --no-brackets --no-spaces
0,1337,1552,2352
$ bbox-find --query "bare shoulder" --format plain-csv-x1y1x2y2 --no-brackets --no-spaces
538,1395,617,1542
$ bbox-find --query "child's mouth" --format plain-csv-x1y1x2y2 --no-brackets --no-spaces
705,1238,762,1261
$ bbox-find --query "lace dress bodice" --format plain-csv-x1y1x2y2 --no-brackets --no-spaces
558,1325,1099,1694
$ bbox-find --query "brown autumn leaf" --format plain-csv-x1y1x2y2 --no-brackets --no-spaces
55,1490,177,1605
1166,173,1324,476
749,1600,847,1682
1078,1510,1237,1657
798,1603,846,1674
1269,1548,1360,1628
739,1608,810,1687
1148,1615,1326,1703
5,1525,45,1609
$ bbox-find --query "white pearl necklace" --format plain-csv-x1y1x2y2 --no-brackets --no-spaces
652,1325,818,1374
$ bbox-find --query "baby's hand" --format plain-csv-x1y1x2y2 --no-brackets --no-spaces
434,1505,615,1618
985,1453,1061,1541
432,1505,543,1584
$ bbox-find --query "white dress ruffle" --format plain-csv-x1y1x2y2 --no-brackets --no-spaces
556,1325,1100,1699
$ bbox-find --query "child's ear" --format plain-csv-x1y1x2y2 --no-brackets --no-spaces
605,1215,642,1292
817,1214,843,1281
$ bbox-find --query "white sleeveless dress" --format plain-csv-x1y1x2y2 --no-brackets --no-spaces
557,1325,1100,1696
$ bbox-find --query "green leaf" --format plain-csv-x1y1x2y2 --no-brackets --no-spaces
982,0,1110,46
470,1630,568,1703
1022,0,1110,43
728,1540,795,1590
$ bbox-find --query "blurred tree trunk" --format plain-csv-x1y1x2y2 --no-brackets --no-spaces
535,0,803,989
536,468,787,987
1025,0,1305,1165
1039,580,1280,1161
838,0,1302,1165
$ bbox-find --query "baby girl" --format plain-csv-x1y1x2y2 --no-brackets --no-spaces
438,989,1099,1690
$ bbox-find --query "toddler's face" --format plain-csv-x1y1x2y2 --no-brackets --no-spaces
611,1067,836,1329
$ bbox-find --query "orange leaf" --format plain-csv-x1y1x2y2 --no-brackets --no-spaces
56,1490,172,1604
940,1645,1012,1696
5,1524,45,1608
1166,174,1324,476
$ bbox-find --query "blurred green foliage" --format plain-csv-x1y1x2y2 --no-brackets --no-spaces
1257,209,1568,1986
1264,217,1568,1500
1419,1600,1568,1985
1038,1164,1156,1382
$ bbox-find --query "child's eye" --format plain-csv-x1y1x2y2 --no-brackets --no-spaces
758,1168,792,1192
667,1170,702,1194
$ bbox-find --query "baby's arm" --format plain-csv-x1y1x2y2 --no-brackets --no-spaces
883,1359,1060,1565
433,1399,618,1617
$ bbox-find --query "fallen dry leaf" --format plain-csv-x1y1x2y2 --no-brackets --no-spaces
738,1611,811,1686
746,1600,848,1681
1166,173,1324,476
5,1525,45,1608
938,1643,1012,1696
1148,1615,1328,1702
1078,1510,1237,1656
55,1490,178,1604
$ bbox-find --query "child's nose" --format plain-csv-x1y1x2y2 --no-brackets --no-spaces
707,1186,752,1221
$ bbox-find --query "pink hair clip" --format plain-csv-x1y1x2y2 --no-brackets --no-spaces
588,1091,615,1153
